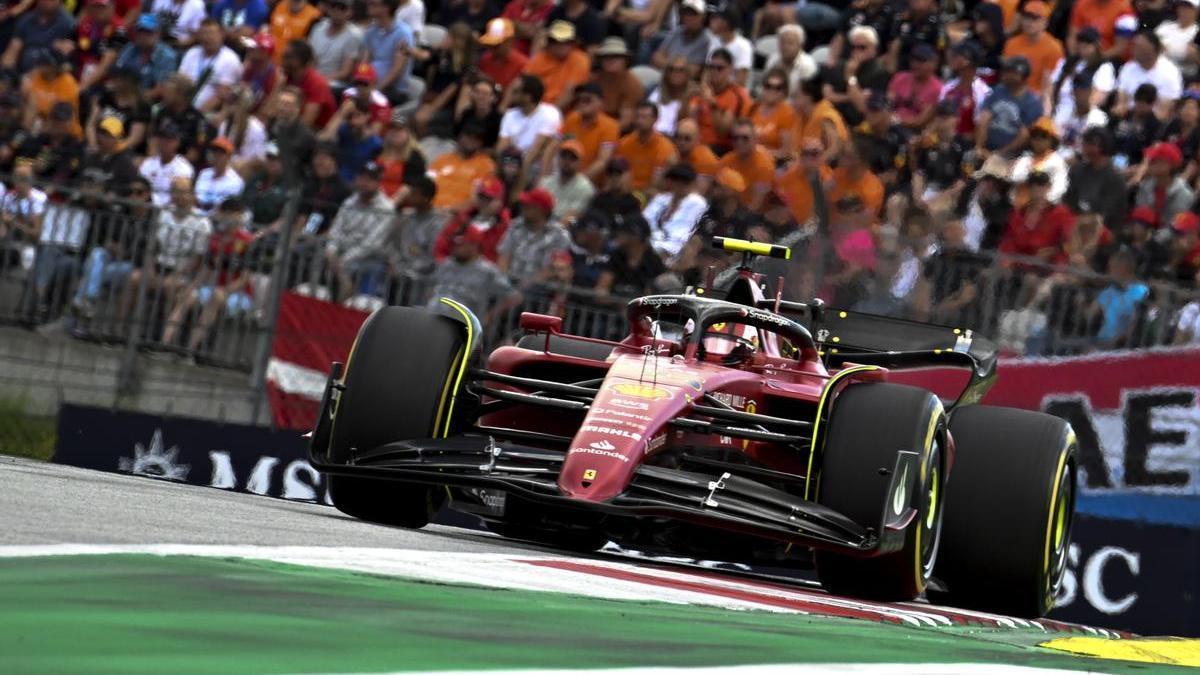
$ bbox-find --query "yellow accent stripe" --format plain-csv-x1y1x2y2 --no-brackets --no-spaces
437,298,476,438
720,238,791,260
1043,429,1075,574
803,365,882,501
913,400,944,593
1041,637,1200,666
432,343,465,436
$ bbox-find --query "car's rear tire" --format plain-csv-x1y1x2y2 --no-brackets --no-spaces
814,383,946,602
327,306,468,528
928,405,1077,618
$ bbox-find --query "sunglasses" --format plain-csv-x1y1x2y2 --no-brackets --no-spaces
763,82,785,90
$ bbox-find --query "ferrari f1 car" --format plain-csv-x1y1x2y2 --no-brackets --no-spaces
309,237,1077,618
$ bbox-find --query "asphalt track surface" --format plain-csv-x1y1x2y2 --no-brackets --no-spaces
0,456,549,552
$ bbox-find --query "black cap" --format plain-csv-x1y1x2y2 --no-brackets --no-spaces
154,121,181,138
358,161,382,179
109,65,140,83
951,40,983,66
1002,55,1031,78
218,196,245,212
49,101,74,122
1076,26,1101,44
664,163,697,183
911,43,938,62
835,194,864,211
1026,169,1052,185
575,210,609,232
28,47,58,68
606,156,630,173
611,213,650,238
575,81,603,98
866,92,891,112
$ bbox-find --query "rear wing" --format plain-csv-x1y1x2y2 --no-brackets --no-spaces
758,299,998,408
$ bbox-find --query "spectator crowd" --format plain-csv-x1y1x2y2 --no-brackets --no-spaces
1,0,1200,356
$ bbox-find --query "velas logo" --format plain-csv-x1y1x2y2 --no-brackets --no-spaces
119,430,190,481
611,384,671,399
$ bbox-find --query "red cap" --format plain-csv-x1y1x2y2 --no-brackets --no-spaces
1145,142,1183,168
475,175,505,200
1128,206,1159,228
452,226,485,246
1022,0,1050,17
1173,211,1200,234
209,137,235,154
518,187,555,214
551,249,574,266
352,63,377,85
253,32,276,56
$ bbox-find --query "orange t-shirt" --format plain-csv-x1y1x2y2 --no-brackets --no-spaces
597,71,644,120
774,164,832,225
1003,32,1064,94
796,99,848,145
689,84,751,148
683,145,721,177
561,110,619,168
270,2,322,64
28,72,82,136
749,102,797,153
524,48,591,104
616,131,676,191
719,145,776,206
429,152,497,209
1071,0,1133,50
828,166,885,216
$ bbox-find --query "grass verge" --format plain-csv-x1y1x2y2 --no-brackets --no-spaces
0,398,55,460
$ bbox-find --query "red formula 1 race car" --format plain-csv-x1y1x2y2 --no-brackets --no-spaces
309,237,1078,618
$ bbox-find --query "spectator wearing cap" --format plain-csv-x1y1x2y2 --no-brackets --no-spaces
150,74,214,163
774,136,831,226
672,118,720,192
524,20,591,108
149,0,208,48
87,70,149,154
241,142,290,229
586,156,643,221
642,162,706,260
293,143,350,239
307,0,365,91
1161,92,1200,175
923,219,989,324
564,210,609,287
596,212,668,301
1116,31,1182,118
454,75,502,149
438,0,498,36
386,174,446,285
317,95,383,182
177,19,243,113
976,56,1043,156
23,49,81,134
427,223,521,324
194,137,245,214
886,42,942,130
238,33,278,113
556,81,618,181
690,167,759,249
718,119,775,211
1134,142,1194,229
962,155,1013,251
1046,27,1115,121
999,169,1074,266
276,41,337,129
498,187,570,287
375,116,426,204
343,63,393,135
1156,0,1198,74
497,0,552,56
911,100,973,214
593,37,642,129
268,0,321,66
707,5,753,88
19,102,85,185
855,94,910,191
617,101,677,195
267,87,316,185
539,139,594,220
688,49,750,153
498,74,562,175
478,18,528,91
364,0,417,104
1069,0,1133,54
75,0,127,94
1113,83,1162,169
211,0,269,41
1088,247,1152,349
114,14,180,99
2,0,76,74
792,77,847,164
1167,210,1200,284
1121,206,1169,278
828,138,885,217
543,0,605,51
1002,0,1063,95
1064,127,1128,230
138,121,195,205
764,25,818,95
885,0,943,73
1011,117,1068,203
1053,71,1109,156
750,68,796,163
939,40,991,138
433,175,511,262
80,115,138,187
323,161,395,302
651,0,711,75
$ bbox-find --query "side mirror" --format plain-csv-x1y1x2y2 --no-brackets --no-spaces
519,312,563,334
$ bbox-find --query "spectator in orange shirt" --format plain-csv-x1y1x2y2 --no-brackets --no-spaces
792,77,847,164
428,122,498,209
269,0,322,65
718,119,776,211
594,37,643,129
523,20,591,108
616,101,677,194
673,118,720,193
828,139,885,217
687,48,750,154
774,137,831,225
478,18,528,92
1070,0,1133,55
749,68,797,162
1003,1,1063,94
554,81,618,180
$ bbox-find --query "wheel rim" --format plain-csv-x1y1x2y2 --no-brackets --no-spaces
1048,464,1074,591
920,439,944,581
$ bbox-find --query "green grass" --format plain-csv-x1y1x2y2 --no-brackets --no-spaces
0,398,56,460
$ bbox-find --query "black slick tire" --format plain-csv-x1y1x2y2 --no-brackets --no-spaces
814,383,946,602
929,405,1077,618
327,306,467,528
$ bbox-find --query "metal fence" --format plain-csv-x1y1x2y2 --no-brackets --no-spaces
1,176,1197,428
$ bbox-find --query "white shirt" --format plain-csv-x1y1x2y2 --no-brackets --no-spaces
1010,151,1069,203
765,52,818,92
218,116,268,164
179,45,243,110
155,207,212,270
140,154,196,206
939,75,992,116
708,33,753,72
1047,59,1115,116
39,204,90,249
647,87,683,135
395,0,424,42
194,166,246,214
500,103,562,153
1055,106,1108,159
0,186,48,221
1176,301,1200,343
151,0,208,43
1155,20,1198,67
641,192,707,259
1117,56,1183,102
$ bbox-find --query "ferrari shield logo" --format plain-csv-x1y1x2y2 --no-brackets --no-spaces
611,383,670,399
583,469,597,480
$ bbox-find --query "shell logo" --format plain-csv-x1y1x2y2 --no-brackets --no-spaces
611,383,671,399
